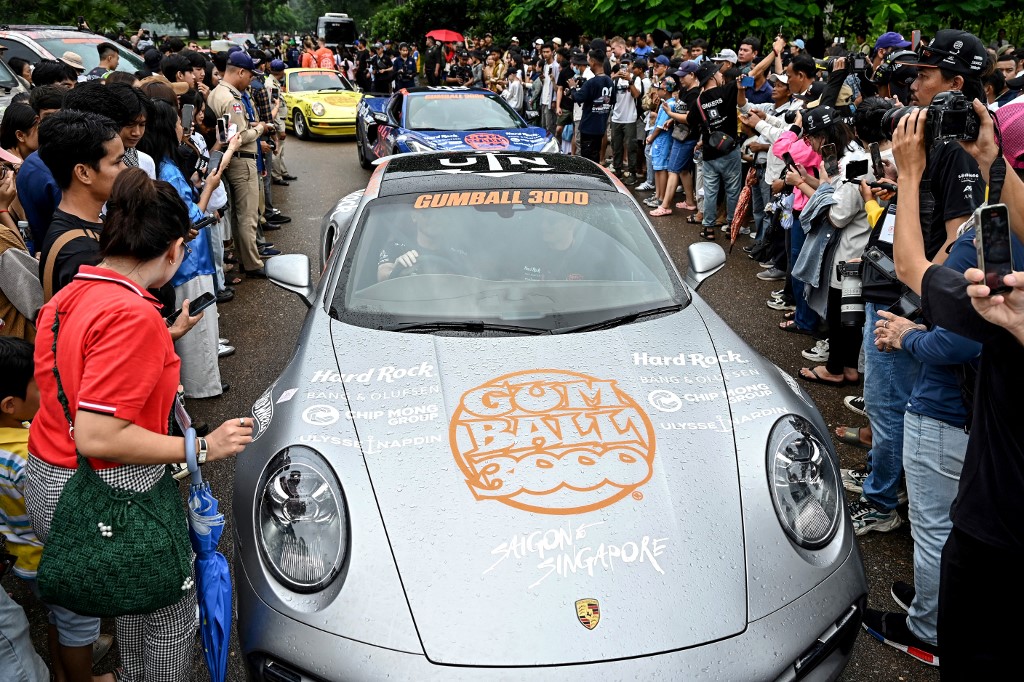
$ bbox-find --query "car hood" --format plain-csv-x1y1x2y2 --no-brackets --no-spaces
292,90,361,109
405,127,552,152
328,311,750,666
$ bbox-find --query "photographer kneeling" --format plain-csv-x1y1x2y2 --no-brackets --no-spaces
890,91,1024,676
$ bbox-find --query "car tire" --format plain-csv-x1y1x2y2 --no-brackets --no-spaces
294,109,310,140
356,122,372,169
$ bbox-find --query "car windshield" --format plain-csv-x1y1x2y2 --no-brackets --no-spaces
331,189,688,333
288,70,353,92
37,37,144,73
406,93,524,131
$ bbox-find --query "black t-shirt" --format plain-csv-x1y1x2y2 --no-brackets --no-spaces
678,87,701,142
378,238,470,276
921,264,1024,550
688,80,739,161
573,74,613,136
921,140,984,260
39,209,103,299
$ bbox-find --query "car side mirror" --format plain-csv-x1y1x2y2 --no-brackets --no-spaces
266,254,314,307
372,111,388,124
684,242,727,290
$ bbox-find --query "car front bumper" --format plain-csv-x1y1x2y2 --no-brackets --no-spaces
237,543,866,682
303,118,356,136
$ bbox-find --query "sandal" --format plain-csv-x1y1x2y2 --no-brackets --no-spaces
649,206,673,217
227,275,243,286
699,227,716,241
685,214,702,224
835,426,872,449
779,319,815,336
797,366,854,387
676,202,697,211
783,311,795,321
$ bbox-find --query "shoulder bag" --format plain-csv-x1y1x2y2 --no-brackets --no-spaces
696,92,736,154
35,309,193,618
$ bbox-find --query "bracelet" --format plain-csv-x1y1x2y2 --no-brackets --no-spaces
197,436,208,465
896,325,922,347
0,209,8,214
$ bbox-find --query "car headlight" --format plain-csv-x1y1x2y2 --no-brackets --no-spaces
540,137,560,153
767,415,842,549
311,102,326,116
405,138,435,152
257,446,347,592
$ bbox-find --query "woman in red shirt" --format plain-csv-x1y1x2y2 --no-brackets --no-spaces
26,168,252,682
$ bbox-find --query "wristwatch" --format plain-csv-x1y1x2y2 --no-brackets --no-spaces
197,437,208,465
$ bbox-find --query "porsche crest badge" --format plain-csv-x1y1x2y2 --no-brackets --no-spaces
575,598,600,630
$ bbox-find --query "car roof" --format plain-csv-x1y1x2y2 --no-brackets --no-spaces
400,86,498,98
377,152,619,197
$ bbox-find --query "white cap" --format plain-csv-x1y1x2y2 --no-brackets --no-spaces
552,37,563,46
710,48,738,64
510,36,519,42
534,38,544,45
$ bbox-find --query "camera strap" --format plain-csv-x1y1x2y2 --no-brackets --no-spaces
988,156,1006,205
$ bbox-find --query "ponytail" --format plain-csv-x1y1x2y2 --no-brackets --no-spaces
100,167,191,261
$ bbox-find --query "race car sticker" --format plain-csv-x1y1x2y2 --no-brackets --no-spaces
302,404,340,426
422,93,486,99
464,132,510,150
449,369,656,515
251,387,273,441
413,190,589,209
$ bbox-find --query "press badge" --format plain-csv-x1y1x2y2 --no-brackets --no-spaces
878,202,897,244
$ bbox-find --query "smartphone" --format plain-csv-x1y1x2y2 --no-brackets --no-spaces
821,143,839,178
845,158,869,182
911,30,922,52
166,291,216,325
782,152,798,169
216,117,227,143
180,104,195,137
887,290,922,320
741,75,755,88
975,203,1014,295
207,150,225,176
864,245,899,281
192,215,217,231
868,180,898,193
869,142,885,179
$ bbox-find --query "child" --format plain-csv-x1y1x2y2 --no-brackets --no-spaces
0,338,113,682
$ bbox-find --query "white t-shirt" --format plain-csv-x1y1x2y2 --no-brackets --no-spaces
541,61,555,105
611,74,641,124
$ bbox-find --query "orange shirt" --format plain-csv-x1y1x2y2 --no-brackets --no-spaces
300,50,317,68
315,47,335,69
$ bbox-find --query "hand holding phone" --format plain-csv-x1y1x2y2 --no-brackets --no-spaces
821,143,839,178
207,150,225,176
166,292,216,326
216,118,227,144
975,204,1014,295
740,75,755,88
869,142,885,179
180,104,195,138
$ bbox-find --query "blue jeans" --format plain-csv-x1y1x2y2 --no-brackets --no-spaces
644,138,655,185
903,411,967,646
861,302,920,511
701,149,742,228
751,167,769,240
788,215,820,331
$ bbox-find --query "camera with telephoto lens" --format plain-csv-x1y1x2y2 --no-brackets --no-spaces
843,52,867,72
836,261,865,327
880,90,980,146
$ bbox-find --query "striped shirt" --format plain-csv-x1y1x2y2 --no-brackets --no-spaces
0,426,43,578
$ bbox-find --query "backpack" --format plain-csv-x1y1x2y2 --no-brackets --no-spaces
634,78,645,121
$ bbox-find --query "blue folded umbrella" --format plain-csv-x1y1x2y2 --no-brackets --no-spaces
185,430,231,682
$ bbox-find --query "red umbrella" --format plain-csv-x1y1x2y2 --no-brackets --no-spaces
729,167,760,252
427,29,465,44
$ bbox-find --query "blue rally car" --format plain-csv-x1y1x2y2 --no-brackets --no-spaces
355,86,558,168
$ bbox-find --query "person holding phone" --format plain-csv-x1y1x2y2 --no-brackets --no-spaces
138,100,226,399
26,168,253,682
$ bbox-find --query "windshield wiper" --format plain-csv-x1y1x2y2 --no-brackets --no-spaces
389,320,550,335
317,86,347,91
553,304,683,334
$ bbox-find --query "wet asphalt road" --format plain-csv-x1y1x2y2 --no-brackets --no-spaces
5,136,939,681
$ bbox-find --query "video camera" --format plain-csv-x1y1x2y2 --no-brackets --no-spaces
880,90,981,147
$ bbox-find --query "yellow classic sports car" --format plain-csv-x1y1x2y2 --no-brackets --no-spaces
282,68,361,139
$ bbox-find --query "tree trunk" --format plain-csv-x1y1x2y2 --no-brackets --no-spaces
244,0,254,34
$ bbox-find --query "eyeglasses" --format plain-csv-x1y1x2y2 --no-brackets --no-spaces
180,241,192,258
0,163,20,181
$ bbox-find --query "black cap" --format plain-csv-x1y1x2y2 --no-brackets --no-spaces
695,60,719,86
915,30,986,77
570,50,588,66
795,81,826,101
802,106,839,135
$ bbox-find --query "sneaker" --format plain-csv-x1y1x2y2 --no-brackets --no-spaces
218,343,236,358
721,224,731,232
802,339,830,362
643,196,662,207
635,181,654,191
891,581,915,613
849,497,902,535
758,260,775,268
841,468,868,494
742,244,758,254
767,298,796,311
739,226,751,235
771,288,785,297
844,395,867,417
862,608,939,667
218,337,230,345
756,267,786,281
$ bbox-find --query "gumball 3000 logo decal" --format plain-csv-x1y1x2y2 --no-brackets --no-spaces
450,370,656,515
464,132,510,150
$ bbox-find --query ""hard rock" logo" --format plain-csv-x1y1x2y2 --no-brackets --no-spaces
449,370,656,515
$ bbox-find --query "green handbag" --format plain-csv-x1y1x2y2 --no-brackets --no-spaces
36,310,193,618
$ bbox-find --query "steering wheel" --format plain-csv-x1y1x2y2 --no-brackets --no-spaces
388,252,466,278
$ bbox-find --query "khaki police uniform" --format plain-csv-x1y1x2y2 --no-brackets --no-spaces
267,72,291,181
208,81,264,272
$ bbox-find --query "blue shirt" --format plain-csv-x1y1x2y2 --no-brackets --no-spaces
158,159,214,287
574,75,614,136
903,228,1024,427
16,151,62,251
746,80,774,105
633,46,653,58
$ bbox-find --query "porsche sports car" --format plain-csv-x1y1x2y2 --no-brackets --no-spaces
355,86,557,169
282,68,361,139
237,152,867,681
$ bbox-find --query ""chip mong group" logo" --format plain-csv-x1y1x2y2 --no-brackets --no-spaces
449,370,656,515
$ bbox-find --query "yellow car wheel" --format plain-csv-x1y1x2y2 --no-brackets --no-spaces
294,109,311,140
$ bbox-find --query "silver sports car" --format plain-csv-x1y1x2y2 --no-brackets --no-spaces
235,152,867,681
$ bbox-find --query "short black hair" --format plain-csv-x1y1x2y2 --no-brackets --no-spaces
29,84,68,114
7,56,30,78
160,54,191,82
790,54,817,79
740,36,761,54
144,48,162,70
181,49,206,70
691,38,708,49
32,59,76,87
97,42,119,60
38,109,120,190
62,80,142,128
167,37,185,53
0,103,38,150
0,337,34,403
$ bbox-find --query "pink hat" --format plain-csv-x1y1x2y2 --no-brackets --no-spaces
0,147,22,165
997,101,1024,170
